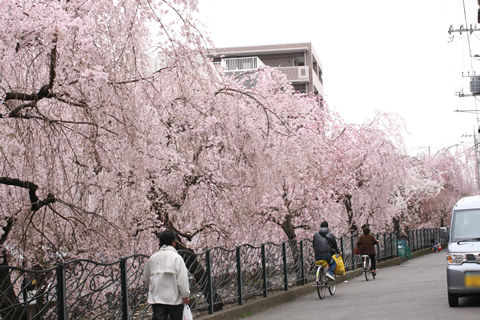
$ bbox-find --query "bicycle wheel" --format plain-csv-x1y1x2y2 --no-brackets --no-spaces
317,280,327,299
364,268,371,281
316,268,327,299
328,276,336,295
364,257,371,281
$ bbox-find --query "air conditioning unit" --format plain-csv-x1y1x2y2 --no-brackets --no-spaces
298,66,309,79
470,76,480,95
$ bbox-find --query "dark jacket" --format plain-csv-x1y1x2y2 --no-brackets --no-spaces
356,234,378,255
313,227,340,261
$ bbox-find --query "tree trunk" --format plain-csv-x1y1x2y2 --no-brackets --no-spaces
344,194,358,234
0,252,29,320
393,217,400,237
281,215,302,284
175,241,224,312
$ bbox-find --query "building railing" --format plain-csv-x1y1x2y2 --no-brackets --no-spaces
215,56,265,72
0,228,441,319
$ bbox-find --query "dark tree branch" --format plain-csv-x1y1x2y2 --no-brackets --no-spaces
0,177,56,212
31,193,56,211
5,91,37,101
54,96,87,108
8,102,36,117
293,224,310,230
108,66,169,85
5,85,53,102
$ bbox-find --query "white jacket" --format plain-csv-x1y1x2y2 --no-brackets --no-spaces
144,245,190,305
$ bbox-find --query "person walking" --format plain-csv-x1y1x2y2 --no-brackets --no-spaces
356,227,379,275
144,229,190,320
313,221,340,280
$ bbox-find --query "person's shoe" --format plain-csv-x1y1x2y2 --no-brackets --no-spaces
371,269,376,276
326,272,335,281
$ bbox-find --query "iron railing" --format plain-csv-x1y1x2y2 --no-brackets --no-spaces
0,228,440,319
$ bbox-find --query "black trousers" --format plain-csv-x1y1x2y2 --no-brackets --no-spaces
151,303,184,320
369,254,376,270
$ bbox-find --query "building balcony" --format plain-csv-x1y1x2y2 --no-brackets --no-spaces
214,56,265,72
275,66,309,82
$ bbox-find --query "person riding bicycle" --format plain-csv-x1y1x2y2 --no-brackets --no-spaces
313,221,340,281
356,227,378,275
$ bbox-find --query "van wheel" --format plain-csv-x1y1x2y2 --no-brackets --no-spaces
448,293,459,307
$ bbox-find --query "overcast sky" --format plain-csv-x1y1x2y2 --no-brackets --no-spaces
197,0,480,155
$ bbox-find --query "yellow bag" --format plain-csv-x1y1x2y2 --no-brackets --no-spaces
333,254,345,275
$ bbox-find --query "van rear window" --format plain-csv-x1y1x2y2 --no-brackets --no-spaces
452,209,480,241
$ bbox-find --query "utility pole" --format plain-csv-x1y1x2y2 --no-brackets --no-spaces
449,4,480,189
474,131,480,190
478,0,480,23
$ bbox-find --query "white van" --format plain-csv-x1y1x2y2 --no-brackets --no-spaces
441,195,480,307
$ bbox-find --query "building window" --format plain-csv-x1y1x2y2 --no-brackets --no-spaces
293,83,307,94
294,56,305,67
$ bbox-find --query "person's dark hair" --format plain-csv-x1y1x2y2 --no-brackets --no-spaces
160,229,176,246
320,221,328,228
363,227,370,235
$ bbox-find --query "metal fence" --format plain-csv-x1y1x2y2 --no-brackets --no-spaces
0,228,440,319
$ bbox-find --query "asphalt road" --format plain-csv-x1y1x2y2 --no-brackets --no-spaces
246,252,480,320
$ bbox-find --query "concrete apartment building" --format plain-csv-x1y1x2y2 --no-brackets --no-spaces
211,42,324,97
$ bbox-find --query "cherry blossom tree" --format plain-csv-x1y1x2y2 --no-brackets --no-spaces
0,0,477,277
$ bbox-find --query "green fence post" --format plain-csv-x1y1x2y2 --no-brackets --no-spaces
300,240,306,285
236,246,243,306
383,233,387,260
351,236,355,270
261,244,268,297
413,230,415,251
426,229,429,248
282,242,288,291
391,233,394,258
428,229,431,248
419,229,421,249
417,230,419,250
427,229,430,247
56,263,67,320
120,258,129,320
413,230,416,251
206,249,214,314
407,230,410,252
421,229,424,248
421,229,423,249
340,236,344,256
387,233,390,258
425,229,428,248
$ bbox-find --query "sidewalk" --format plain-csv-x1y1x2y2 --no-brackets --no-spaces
198,248,434,320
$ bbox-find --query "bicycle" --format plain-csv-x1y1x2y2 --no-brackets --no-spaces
361,255,375,281
313,260,336,299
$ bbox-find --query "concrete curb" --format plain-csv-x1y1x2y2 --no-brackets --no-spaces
197,248,433,320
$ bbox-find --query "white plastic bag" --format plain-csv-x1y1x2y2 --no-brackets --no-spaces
183,305,193,320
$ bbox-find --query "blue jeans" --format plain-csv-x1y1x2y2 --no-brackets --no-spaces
328,256,336,275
